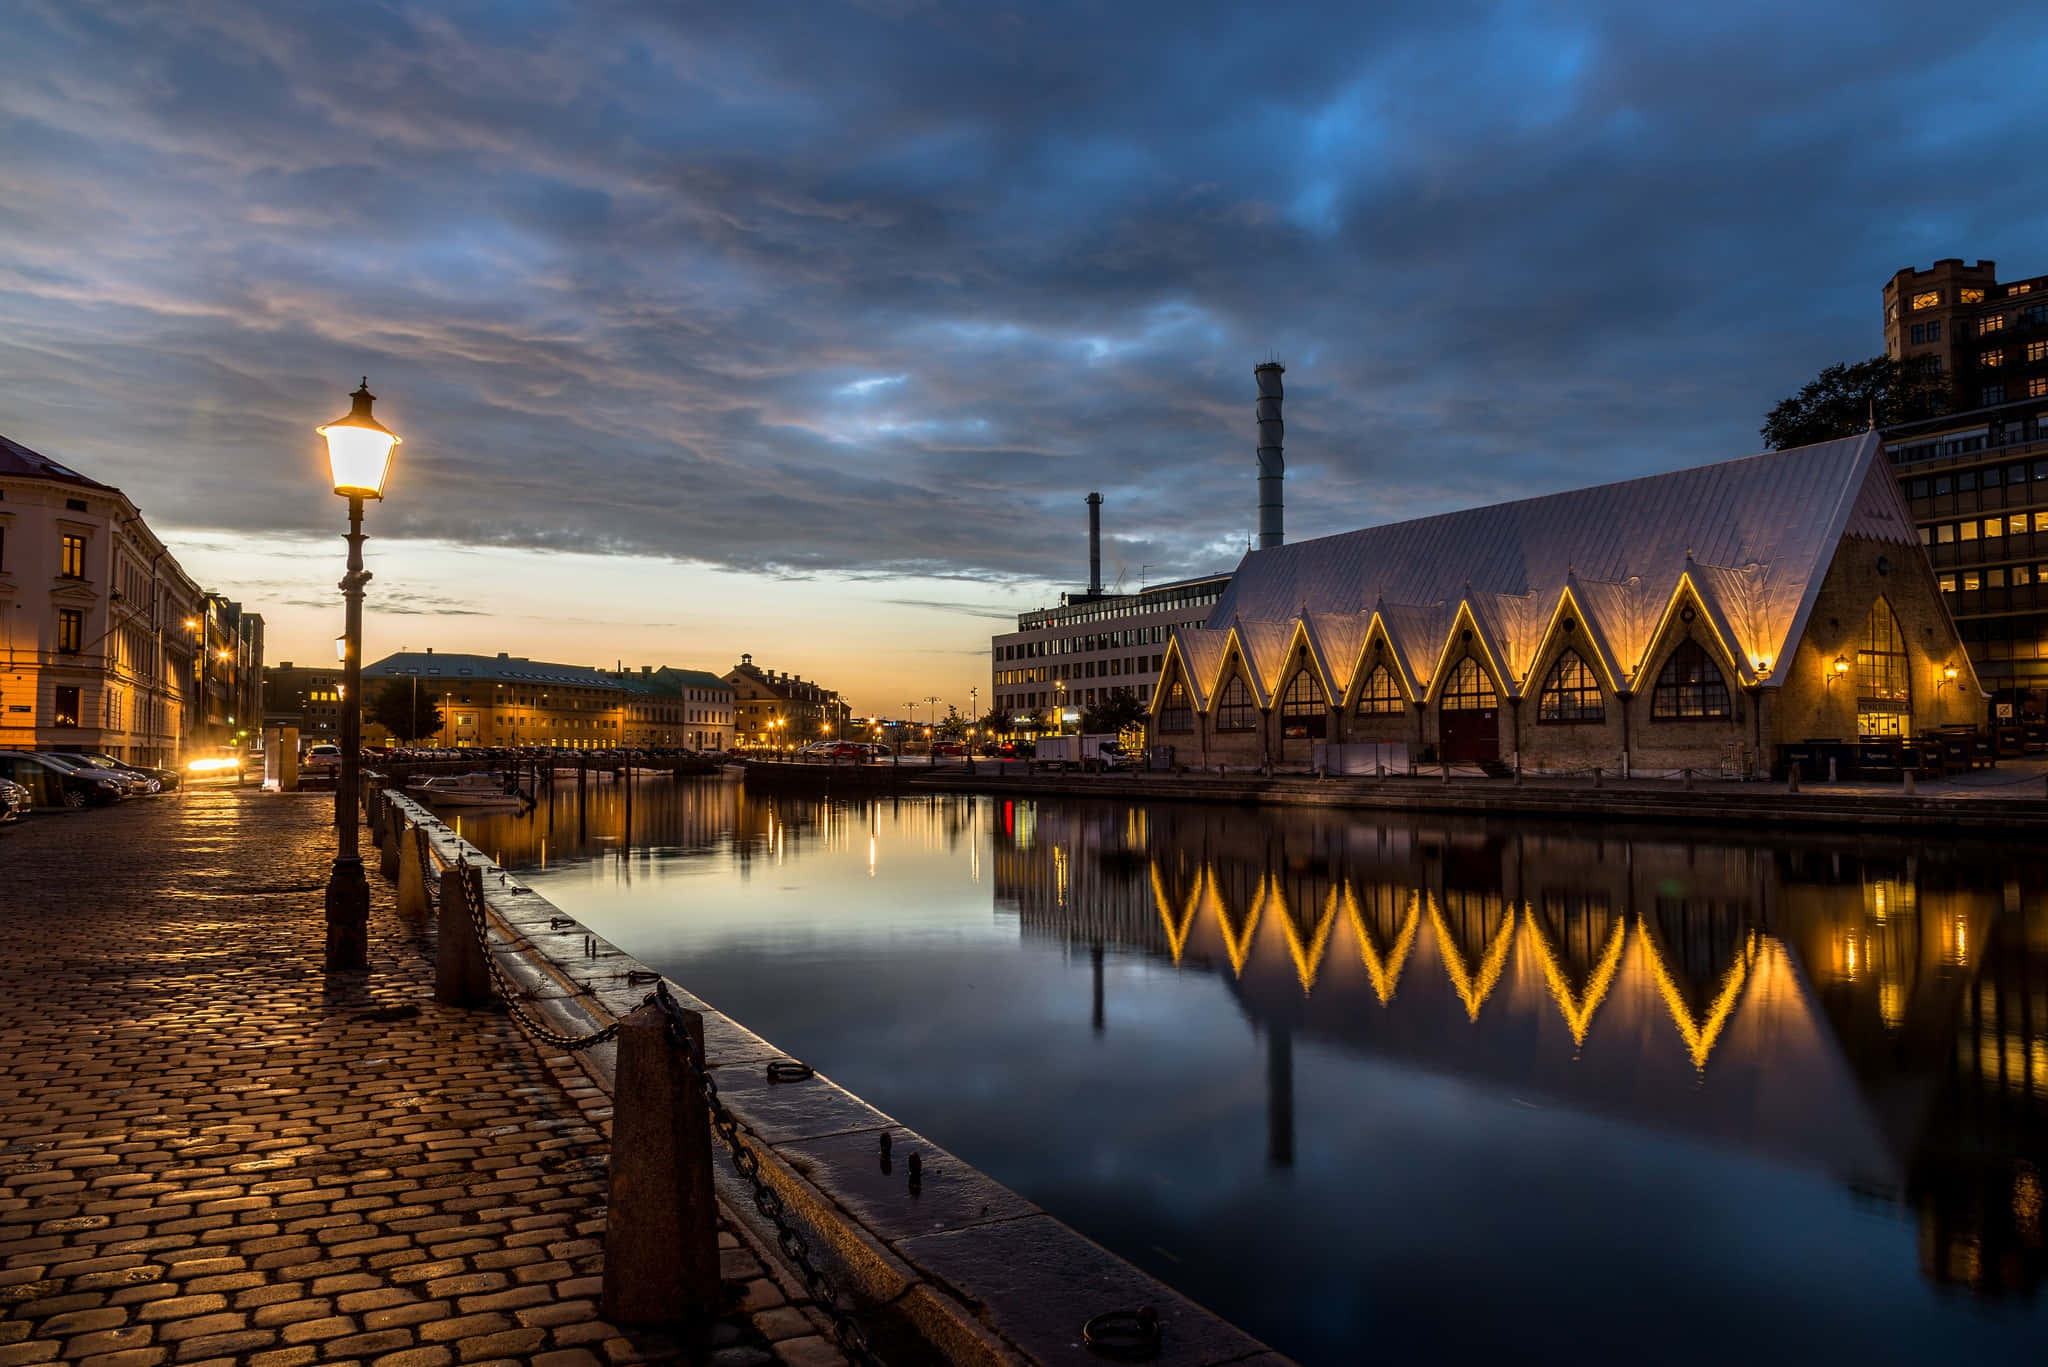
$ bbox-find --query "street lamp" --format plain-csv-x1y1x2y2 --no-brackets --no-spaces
316,378,400,972
1055,680,1068,736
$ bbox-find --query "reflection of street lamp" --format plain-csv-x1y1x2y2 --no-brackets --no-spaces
317,378,400,973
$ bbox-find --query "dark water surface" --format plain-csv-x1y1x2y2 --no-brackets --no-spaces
447,777,2048,1366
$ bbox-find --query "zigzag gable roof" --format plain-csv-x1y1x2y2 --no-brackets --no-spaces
1205,433,1905,689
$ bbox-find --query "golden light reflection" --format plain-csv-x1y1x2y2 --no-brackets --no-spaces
1640,928,1758,1071
1429,894,1515,1023
1262,881,1334,996
1522,909,1625,1047
1342,886,1419,1005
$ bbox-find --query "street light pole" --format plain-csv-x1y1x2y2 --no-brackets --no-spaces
317,379,400,973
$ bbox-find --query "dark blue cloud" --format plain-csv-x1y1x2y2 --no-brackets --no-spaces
3,0,2047,589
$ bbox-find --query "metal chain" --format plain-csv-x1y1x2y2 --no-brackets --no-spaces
652,981,881,1366
414,825,440,907
449,851,622,1053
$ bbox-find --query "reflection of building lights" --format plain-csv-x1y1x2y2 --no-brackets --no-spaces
1879,981,1905,1029
1953,917,1968,965
2015,1169,2043,1241
1842,934,1860,979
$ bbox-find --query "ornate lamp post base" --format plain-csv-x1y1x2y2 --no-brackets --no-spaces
325,853,370,970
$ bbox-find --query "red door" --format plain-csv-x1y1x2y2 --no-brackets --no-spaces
1439,706,1499,764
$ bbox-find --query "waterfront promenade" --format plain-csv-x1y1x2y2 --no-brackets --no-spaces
0,790,849,1367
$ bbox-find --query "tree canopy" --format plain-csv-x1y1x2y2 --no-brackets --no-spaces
1761,355,1949,451
1081,687,1148,736
369,680,444,743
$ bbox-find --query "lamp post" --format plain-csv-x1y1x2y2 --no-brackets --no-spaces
1055,680,1068,736
317,379,400,972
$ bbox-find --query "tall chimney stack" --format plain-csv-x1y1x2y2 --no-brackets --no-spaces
1086,492,1103,596
1255,362,1285,549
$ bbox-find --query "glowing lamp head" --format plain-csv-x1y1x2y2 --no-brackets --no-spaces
1944,664,1959,682
1832,656,1849,675
317,378,400,499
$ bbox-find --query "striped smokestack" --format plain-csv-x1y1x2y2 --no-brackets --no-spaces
1255,362,1284,549
1086,491,1103,595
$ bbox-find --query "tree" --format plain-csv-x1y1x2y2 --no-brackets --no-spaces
1761,355,1949,451
978,708,1011,736
936,707,967,742
369,680,443,744
1081,687,1148,736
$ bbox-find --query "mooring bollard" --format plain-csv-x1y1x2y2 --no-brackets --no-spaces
377,800,401,882
1788,766,1801,794
396,822,429,918
1827,756,1838,783
1592,766,1602,788
603,1002,720,1324
436,863,493,1008
1903,771,1916,795
1683,767,1694,791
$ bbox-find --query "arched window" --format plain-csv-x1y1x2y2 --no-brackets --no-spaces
1856,599,1911,737
1538,651,1604,723
1215,676,1256,731
1159,681,1193,733
1439,656,1496,710
1281,669,1327,739
1650,639,1731,720
1356,665,1404,715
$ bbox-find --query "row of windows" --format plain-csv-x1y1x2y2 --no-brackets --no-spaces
1905,461,2048,497
1018,588,1224,632
1979,341,2048,367
1157,638,1741,734
1982,380,2048,405
1940,564,2048,592
998,625,1195,661
1925,513,2048,543
996,654,1163,686
1911,321,1943,344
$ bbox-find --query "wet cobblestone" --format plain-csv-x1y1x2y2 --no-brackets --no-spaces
0,791,848,1366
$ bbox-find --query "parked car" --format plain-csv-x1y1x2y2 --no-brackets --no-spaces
302,743,343,772
931,742,966,757
0,777,28,823
65,751,175,793
0,752,126,807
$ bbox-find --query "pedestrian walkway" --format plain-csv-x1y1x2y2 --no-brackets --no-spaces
0,789,850,1367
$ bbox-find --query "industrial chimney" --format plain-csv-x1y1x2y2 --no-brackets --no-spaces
1086,492,1104,596
1255,362,1285,549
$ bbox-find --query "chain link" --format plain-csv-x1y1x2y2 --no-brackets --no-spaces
414,825,440,908
652,981,881,1366
449,857,624,1053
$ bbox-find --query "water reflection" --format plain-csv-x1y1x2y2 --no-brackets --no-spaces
457,780,2048,1358
995,801,2047,1302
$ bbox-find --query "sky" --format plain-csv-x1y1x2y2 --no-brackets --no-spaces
5,1,2048,716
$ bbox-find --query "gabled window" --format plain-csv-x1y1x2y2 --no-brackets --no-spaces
1215,676,1256,731
1537,651,1604,723
1159,681,1193,734
1280,668,1327,739
1355,665,1403,715
1439,656,1496,710
1650,639,1731,720
1856,599,1912,738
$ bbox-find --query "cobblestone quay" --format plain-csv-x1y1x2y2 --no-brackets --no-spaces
0,790,849,1367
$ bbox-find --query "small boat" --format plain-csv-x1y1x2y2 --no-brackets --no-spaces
408,773,528,807
719,762,746,781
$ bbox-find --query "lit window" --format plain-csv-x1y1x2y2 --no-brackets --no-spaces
2017,566,2035,586
1959,520,1977,541
53,686,80,728
1215,676,1255,731
1980,315,2006,335
1439,657,1497,710
2032,377,2048,399
2036,512,2048,532
2014,283,2035,296
2013,515,2029,536
1280,669,1328,740
1940,574,1957,593
1985,516,2003,538
2028,341,2048,363
1937,523,1955,544
1355,665,1404,715
58,609,83,653
1960,287,1987,304
1650,640,1730,720
1963,571,1981,591
1912,290,1941,310
1538,651,1605,723
1159,681,1192,734
1856,600,1911,738
60,534,85,578
1982,349,2005,368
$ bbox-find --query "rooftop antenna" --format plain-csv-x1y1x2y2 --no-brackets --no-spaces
1867,397,1878,432
1139,563,1156,590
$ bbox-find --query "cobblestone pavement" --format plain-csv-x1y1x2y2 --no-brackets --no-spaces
0,789,850,1367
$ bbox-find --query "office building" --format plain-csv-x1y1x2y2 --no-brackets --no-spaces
1884,259,2048,410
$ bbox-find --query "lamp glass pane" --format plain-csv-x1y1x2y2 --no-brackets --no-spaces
324,427,396,497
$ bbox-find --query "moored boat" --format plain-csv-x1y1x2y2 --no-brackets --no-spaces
408,772,529,807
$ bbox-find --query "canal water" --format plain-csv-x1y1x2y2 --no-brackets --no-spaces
448,777,2048,1366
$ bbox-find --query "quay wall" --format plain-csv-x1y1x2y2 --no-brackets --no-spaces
378,789,1289,1367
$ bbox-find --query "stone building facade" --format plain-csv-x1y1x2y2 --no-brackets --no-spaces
724,654,848,748
362,650,733,749
0,432,206,764
1150,433,1978,775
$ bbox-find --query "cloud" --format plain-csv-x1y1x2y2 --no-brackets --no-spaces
3,0,2047,599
